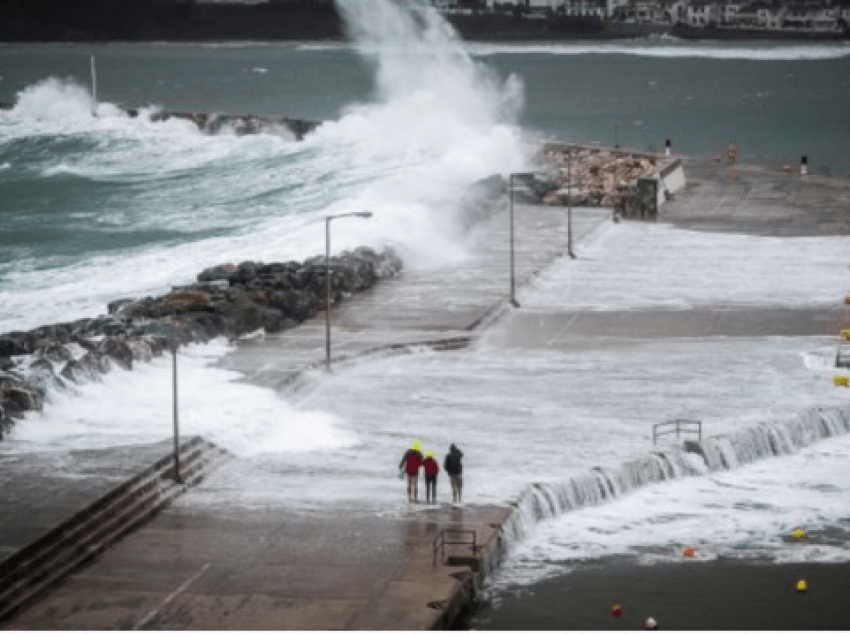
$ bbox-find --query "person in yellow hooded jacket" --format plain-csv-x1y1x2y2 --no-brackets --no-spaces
399,439,423,503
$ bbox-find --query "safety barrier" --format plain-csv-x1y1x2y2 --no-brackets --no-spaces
652,419,702,445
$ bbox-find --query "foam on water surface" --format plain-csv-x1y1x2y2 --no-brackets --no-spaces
489,432,850,591
2,339,357,457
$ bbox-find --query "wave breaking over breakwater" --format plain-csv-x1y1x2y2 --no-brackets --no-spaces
502,406,850,547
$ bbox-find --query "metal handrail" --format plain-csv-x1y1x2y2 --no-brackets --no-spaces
653,419,702,445
432,529,477,567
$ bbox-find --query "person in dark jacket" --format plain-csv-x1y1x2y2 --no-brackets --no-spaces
421,451,440,504
399,439,423,503
444,443,463,503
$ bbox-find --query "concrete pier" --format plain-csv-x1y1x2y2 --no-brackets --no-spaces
1,197,611,629
4,152,849,629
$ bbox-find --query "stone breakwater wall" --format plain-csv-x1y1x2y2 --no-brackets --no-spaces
531,143,686,218
538,143,664,207
0,247,402,439
0,102,321,140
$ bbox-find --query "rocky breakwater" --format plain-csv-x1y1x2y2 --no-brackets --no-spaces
0,247,402,439
537,144,663,208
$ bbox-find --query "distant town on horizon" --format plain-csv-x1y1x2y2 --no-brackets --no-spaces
1,0,848,41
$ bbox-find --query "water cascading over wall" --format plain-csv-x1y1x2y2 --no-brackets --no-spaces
503,406,850,543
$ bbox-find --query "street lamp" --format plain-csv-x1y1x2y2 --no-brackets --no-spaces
566,150,577,260
508,172,536,308
325,211,373,372
171,342,182,484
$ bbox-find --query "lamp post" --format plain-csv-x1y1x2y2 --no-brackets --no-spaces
325,211,373,372
171,342,182,484
509,173,529,308
566,151,577,260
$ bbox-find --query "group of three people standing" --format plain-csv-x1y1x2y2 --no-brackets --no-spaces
398,440,463,504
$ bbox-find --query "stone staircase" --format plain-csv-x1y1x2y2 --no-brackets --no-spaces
0,436,228,625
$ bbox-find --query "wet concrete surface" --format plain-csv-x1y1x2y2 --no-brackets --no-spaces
4,496,510,630
0,440,182,565
489,306,850,350
662,156,850,237
218,204,612,391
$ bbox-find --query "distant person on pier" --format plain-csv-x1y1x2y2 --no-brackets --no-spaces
399,439,423,503
422,451,440,504
444,443,463,504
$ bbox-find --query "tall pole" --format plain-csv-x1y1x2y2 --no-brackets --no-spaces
567,151,572,256
509,174,519,308
172,346,181,483
90,55,97,118
323,211,372,374
326,217,332,372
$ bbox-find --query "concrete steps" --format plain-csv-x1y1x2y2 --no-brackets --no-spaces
0,436,229,625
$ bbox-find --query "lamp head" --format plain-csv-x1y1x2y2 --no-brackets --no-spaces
357,212,373,219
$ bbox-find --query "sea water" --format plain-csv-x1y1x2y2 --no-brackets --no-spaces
2,0,850,605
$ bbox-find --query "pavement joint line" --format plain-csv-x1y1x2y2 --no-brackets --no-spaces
132,562,210,630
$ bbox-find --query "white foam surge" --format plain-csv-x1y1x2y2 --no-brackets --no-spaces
467,41,850,61
521,223,850,310
492,426,850,590
2,339,357,457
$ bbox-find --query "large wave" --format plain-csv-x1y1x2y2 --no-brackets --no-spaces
0,0,528,334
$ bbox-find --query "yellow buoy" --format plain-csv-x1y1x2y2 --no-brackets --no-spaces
842,330,850,341
791,528,805,540
845,296,850,305
796,578,808,593
832,376,849,387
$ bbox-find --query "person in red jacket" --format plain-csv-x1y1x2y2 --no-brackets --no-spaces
422,450,440,504
399,439,423,503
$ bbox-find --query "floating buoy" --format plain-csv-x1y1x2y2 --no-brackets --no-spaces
645,616,658,630
791,528,805,540
832,375,849,387
682,547,695,558
842,330,850,341
610,603,624,618
844,296,850,305
796,578,808,593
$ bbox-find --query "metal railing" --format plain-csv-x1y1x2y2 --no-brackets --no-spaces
433,529,477,567
652,419,702,445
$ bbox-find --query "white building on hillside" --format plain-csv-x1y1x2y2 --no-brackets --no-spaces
687,0,721,25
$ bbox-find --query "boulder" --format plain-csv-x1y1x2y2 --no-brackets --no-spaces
25,358,66,394
161,289,214,314
126,340,153,364
60,359,97,384
107,298,136,315
79,350,110,377
114,297,160,321
97,337,134,371
197,262,237,283
35,343,74,365
0,385,42,415
0,332,36,357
